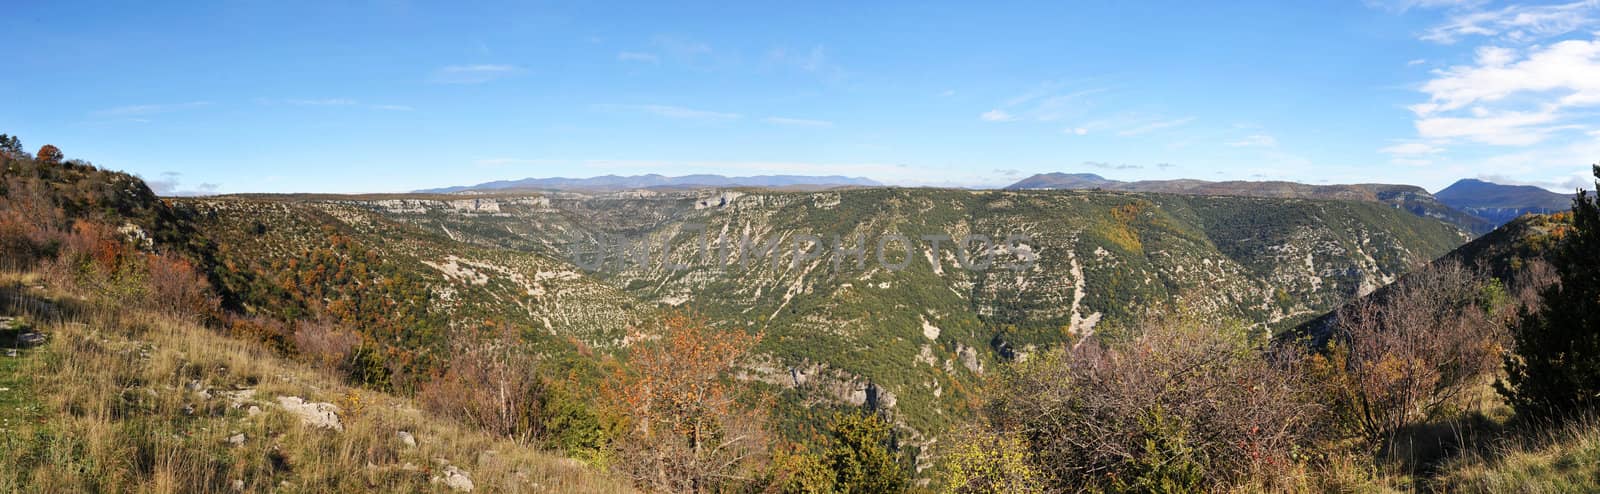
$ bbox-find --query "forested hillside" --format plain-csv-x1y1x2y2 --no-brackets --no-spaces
260,185,1467,457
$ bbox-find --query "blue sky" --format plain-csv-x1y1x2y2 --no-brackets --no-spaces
4,0,1599,194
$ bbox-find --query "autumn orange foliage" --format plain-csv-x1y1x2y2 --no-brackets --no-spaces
35,144,63,165
604,312,770,492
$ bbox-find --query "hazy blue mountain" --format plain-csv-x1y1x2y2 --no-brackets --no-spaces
1004,172,1117,190
1435,179,1572,227
418,174,882,193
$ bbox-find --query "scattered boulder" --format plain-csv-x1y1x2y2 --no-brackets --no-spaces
224,389,256,408
246,405,263,417
430,465,474,492
275,396,343,431
17,332,45,347
226,433,246,446
397,430,416,448
186,380,213,400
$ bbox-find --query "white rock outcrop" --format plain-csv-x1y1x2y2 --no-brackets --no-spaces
431,465,474,492
275,396,343,431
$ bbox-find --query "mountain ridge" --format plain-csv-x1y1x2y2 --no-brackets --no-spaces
417,173,883,193
1006,172,1494,235
1436,178,1572,227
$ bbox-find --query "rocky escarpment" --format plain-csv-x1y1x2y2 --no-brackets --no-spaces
315,187,1465,459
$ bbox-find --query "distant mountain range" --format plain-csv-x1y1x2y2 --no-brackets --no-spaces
1435,179,1572,227
1005,172,1495,235
417,174,882,193
423,172,1577,236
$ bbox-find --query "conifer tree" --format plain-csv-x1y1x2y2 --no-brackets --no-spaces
1501,165,1600,418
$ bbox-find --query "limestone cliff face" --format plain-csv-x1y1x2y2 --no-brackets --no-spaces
324,187,1464,451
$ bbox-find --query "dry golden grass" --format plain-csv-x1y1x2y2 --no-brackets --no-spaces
1437,415,1600,494
0,271,636,493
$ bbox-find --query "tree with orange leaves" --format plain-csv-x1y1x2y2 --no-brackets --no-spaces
36,144,63,165
605,311,770,493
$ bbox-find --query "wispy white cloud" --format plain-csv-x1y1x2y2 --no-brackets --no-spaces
613,37,711,67
1116,117,1195,136
617,51,659,63
1379,141,1445,156
1402,38,1600,146
92,101,212,117
764,44,847,82
1365,0,1489,13
1407,58,1428,66
767,45,833,72
1420,0,1600,44
474,158,543,167
986,84,1109,123
763,116,833,127
1416,107,1567,145
143,171,220,196
1412,42,1600,117
595,104,742,120
1084,160,1144,170
980,110,1016,122
651,36,712,58
1381,142,1446,167
285,98,357,106
429,64,520,84
261,98,412,111
1381,142,1442,167
1226,134,1278,147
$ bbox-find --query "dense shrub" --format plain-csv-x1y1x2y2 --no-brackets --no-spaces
822,411,909,493
418,322,546,444
1319,261,1516,442
291,319,361,369
940,428,1042,494
604,312,770,493
969,321,1321,491
144,252,220,321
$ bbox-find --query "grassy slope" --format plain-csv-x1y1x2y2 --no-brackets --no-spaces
0,272,634,493
1440,416,1600,493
